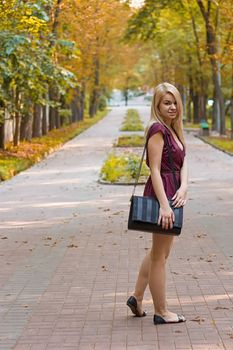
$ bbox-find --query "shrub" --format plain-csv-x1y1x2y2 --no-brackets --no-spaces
100,152,149,183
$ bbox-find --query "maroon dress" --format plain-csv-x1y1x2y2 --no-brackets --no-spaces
143,123,185,200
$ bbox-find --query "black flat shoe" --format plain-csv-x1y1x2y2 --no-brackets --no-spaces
126,296,147,317
153,314,186,324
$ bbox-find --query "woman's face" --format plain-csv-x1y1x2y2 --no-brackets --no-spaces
158,93,177,121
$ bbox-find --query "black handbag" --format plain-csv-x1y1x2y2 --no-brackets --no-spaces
127,133,183,235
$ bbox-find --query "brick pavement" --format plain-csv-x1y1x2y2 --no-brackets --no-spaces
0,106,233,350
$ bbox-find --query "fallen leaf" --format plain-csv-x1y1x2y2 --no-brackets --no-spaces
196,233,207,238
190,316,205,324
1,237,8,239
104,208,110,212
172,271,179,275
174,330,182,333
214,306,229,310
23,241,28,244
43,237,52,240
67,244,78,248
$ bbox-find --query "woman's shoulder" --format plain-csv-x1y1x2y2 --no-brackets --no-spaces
147,122,167,139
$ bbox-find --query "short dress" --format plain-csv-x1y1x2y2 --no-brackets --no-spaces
143,123,185,200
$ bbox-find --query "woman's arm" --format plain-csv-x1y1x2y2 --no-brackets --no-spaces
147,132,175,230
172,156,188,208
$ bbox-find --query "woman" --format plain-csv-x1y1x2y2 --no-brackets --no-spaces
127,82,188,324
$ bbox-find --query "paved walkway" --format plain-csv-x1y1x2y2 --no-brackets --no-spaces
0,106,233,350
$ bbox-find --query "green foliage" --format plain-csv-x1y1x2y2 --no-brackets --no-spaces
59,108,72,125
120,109,144,131
116,134,145,147
100,152,149,183
99,96,107,111
0,1,77,115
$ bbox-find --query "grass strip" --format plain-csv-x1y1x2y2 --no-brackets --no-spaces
100,152,149,184
202,136,233,155
120,109,144,131
0,109,109,181
116,134,145,147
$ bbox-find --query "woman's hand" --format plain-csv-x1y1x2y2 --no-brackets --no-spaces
158,205,175,230
172,186,187,208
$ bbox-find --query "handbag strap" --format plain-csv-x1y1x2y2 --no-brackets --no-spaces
132,130,179,196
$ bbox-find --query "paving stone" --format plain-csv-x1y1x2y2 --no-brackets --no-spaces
0,106,232,350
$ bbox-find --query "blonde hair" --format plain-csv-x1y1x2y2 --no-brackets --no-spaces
145,82,185,145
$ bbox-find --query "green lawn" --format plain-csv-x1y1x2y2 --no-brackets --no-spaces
203,136,233,155
115,134,145,147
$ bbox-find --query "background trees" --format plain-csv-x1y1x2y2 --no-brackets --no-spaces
124,0,233,135
0,0,137,149
0,0,232,151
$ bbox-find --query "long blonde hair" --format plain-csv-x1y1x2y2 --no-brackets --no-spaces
145,82,185,145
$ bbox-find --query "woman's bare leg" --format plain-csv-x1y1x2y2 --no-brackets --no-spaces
149,233,180,321
131,252,150,314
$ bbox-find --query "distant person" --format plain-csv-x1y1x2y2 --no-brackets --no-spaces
127,82,188,324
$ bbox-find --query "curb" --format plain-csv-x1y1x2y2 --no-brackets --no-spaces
195,134,233,157
97,179,146,186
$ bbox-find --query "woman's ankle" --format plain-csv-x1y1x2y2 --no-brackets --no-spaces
133,293,143,302
154,308,167,316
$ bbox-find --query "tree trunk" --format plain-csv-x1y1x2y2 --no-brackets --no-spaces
193,93,200,123
55,109,61,129
20,113,33,141
0,120,5,150
231,63,233,139
199,94,207,121
187,64,194,123
89,56,100,118
71,87,81,122
42,104,49,135
196,0,225,134
13,88,21,147
80,82,86,120
212,85,218,131
0,101,5,149
32,104,42,138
